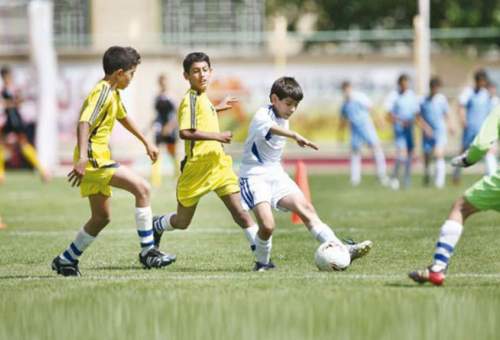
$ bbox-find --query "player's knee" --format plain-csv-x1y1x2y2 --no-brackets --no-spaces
259,221,275,236
233,208,251,227
136,180,151,201
173,216,191,230
93,213,110,227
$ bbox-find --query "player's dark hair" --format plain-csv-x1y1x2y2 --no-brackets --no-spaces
398,74,409,84
0,65,11,78
341,80,351,90
102,46,141,75
270,77,303,102
183,52,211,74
474,69,488,82
430,77,442,88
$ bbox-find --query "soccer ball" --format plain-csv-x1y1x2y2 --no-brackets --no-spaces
314,241,351,271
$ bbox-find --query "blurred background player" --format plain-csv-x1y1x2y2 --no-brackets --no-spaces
52,46,175,277
152,52,259,256
409,104,500,286
240,77,372,271
0,65,50,183
339,81,388,187
151,73,178,186
453,69,497,184
385,74,419,189
417,77,453,188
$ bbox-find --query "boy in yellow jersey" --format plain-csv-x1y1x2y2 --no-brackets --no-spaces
51,46,175,277
152,52,259,254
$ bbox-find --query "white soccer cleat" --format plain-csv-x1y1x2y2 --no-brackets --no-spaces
345,240,373,262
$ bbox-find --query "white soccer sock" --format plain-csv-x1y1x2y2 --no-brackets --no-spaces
153,212,176,233
60,228,95,264
435,158,446,189
255,234,272,265
244,224,258,252
136,207,154,255
309,221,342,244
374,147,387,180
432,220,463,271
485,153,497,176
350,152,362,186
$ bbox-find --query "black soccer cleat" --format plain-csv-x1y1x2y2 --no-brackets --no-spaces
139,248,176,269
51,256,81,277
253,260,276,272
152,215,164,249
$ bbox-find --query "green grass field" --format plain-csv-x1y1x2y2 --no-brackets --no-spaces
1,171,500,340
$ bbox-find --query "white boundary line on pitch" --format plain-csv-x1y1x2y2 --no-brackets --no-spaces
2,272,500,282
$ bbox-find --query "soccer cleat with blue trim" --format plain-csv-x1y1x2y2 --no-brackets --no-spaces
253,260,276,272
51,256,81,277
408,266,446,286
139,247,176,269
152,215,164,249
343,239,373,261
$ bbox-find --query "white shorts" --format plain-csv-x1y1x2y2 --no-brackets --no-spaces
239,171,302,212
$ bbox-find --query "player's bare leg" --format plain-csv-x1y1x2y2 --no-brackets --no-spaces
220,192,259,251
110,166,175,268
251,202,276,271
152,202,197,250
409,197,478,285
52,194,110,276
278,193,372,261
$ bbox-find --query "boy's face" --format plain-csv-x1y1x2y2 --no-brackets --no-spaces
271,94,299,119
398,79,409,92
342,85,352,97
115,66,136,89
184,61,211,92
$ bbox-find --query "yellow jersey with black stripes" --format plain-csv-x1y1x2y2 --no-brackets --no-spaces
73,80,127,168
178,89,224,163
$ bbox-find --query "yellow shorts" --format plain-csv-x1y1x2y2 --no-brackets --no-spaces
74,144,118,197
177,154,239,207
79,164,119,197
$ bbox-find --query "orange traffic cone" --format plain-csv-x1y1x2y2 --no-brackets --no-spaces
291,160,311,224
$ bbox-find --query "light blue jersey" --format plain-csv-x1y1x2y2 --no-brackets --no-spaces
459,87,492,148
420,93,449,152
385,89,419,151
341,92,379,151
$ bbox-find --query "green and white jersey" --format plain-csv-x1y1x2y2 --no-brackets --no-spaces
466,105,500,165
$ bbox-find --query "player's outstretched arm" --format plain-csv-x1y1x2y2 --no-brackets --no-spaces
118,116,158,162
215,95,238,112
68,122,90,187
452,107,500,167
269,125,319,150
179,129,233,143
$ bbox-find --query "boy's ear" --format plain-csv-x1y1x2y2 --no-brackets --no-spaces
270,93,278,103
183,72,189,80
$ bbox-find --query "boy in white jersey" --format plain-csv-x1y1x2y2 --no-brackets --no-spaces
239,77,373,271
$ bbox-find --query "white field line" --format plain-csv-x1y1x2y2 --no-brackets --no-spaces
3,272,500,282
2,227,434,237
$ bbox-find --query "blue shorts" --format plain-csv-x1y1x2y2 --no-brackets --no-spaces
462,127,479,150
423,132,447,154
394,126,414,151
351,123,379,152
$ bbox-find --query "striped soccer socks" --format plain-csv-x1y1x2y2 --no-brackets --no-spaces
59,228,95,264
136,207,154,255
431,220,463,272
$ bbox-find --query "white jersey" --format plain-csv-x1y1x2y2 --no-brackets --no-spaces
240,105,289,177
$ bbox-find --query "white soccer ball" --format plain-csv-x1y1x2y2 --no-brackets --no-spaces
315,241,351,271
